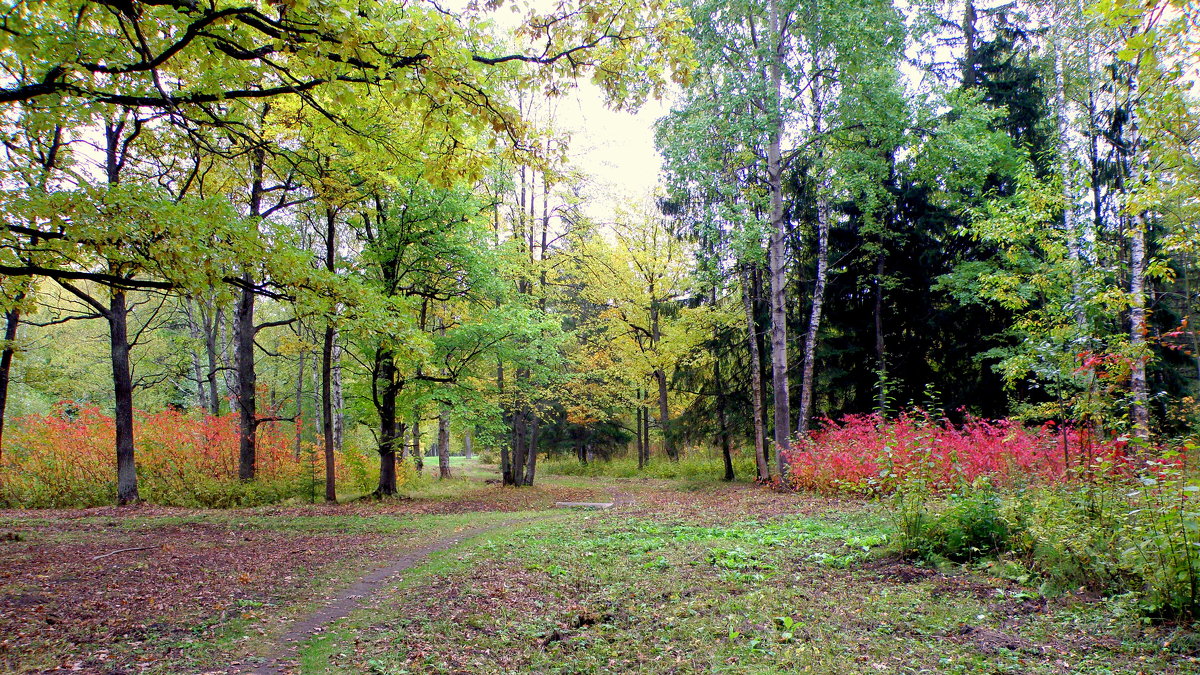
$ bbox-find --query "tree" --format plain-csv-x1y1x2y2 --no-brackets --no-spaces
576,201,718,462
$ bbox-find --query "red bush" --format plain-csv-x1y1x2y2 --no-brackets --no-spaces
782,412,1132,494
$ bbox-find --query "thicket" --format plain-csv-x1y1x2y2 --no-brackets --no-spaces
805,414,1200,619
0,405,395,508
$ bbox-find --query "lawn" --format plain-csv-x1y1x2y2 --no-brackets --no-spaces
1,463,1196,674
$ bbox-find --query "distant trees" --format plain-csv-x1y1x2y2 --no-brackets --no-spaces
652,0,1200,475
0,0,690,502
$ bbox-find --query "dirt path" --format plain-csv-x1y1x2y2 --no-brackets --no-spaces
244,487,638,674
244,516,541,675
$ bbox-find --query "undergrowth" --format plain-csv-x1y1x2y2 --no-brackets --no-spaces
0,403,409,508
891,443,1200,620
540,453,759,481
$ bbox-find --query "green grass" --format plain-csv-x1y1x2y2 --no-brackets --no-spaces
11,473,1199,674
285,489,1196,674
540,452,760,481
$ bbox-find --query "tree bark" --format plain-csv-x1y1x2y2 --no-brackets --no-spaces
635,397,645,469
1124,60,1150,440
650,289,676,460
962,0,977,87
438,403,452,479
235,279,257,480
412,416,424,473
322,323,336,502
1130,213,1150,439
641,401,650,467
0,307,20,456
524,407,538,485
797,194,829,435
874,254,887,412
294,351,305,460
110,291,139,505
332,333,344,453
376,351,399,496
205,305,223,415
321,205,338,501
510,403,527,486
184,300,210,413
741,265,770,481
766,0,791,474
654,368,674,461
235,148,266,480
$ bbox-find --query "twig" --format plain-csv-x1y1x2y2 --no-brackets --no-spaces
91,546,156,561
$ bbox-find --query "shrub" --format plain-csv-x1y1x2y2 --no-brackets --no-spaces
783,412,1129,495
892,443,1200,620
0,403,380,508
892,478,1012,562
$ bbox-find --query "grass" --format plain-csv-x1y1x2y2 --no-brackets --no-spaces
540,452,760,481
6,466,1200,674
286,478,1197,674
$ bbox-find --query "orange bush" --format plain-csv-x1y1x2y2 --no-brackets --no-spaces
0,403,361,508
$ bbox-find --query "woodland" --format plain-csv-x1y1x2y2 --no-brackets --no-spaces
1,0,1200,672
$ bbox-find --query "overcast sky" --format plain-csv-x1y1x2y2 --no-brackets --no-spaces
542,81,675,215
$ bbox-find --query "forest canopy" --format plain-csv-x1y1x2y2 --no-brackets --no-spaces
0,0,1197,506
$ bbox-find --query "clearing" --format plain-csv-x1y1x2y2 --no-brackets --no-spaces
1,463,1196,674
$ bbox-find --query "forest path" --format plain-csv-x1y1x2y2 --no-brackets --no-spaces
245,479,636,673
245,513,552,675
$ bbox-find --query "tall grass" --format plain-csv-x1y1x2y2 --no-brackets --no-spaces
541,452,759,481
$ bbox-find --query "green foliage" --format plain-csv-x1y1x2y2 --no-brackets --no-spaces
892,478,1012,562
890,444,1200,619
541,452,758,481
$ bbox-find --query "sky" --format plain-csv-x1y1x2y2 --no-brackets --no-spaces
550,83,675,205
526,80,676,222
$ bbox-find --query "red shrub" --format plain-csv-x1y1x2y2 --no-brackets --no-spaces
782,412,1132,494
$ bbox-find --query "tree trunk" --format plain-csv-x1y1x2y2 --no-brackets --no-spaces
376,351,399,496
1130,214,1150,439
641,402,650,467
714,356,734,482
412,416,424,473
635,399,645,469
1124,62,1150,441
655,369,675,460
438,404,452,479
205,305,222,416
235,280,257,480
464,429,473,459
322,324,336,502
765,0,792,473
322,205,338,501
962,0,977,87
524,407,538,485
510,402,527,486
110,292,139,505
797,194,829,435
294,351,305,460
236,148,265,478
332,333,344,453
741,266,770,481
184,300,210,413
0,307,19,457
874,254,887,412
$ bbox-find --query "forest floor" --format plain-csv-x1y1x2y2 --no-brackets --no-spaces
1,460,1198,674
